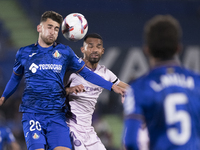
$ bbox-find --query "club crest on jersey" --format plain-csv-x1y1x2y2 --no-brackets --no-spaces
32,133,39,139
52,50,61,59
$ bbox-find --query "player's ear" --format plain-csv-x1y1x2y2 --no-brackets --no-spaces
80,46,84,54
37,24,42,33
102,48,105,54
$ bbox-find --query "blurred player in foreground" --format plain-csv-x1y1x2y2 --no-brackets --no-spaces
0,111,20,150
122,15,200,150
0,126,20,150
0,11,124,150
64,33,128,150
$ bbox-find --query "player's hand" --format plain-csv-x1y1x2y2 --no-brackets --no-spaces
121,95,125,103
111,84,126,97
66,84,85,95
0,97,5,106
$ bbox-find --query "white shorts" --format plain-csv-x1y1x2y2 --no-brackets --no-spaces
67,121,106,150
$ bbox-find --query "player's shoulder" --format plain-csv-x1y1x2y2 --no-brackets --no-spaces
182,67,200,77
129,73,149,88
18,43,36,53
97,64,107,71
97,64,114,74
15,43,36,58
182,67,200,85
54,43,73,54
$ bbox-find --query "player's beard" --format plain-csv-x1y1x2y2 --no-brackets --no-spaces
88,53,101,64
41,35,55,46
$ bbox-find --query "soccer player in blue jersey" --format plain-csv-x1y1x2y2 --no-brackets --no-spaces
0,111,20,150
0,126,20,150
122,15,200,150
0,11,124,150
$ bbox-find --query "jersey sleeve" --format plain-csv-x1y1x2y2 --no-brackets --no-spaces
123,86,144,150
13,48,24,75
68,48,85,72
106,68,120,85
122,119,141,150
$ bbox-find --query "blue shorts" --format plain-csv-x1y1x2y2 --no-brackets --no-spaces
22,112,72,150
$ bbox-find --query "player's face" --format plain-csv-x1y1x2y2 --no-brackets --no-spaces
82,38,104,64
37,18,60,46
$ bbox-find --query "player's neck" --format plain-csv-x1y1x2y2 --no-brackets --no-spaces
38,38,53,48
83,59,98,70
151,55,181,68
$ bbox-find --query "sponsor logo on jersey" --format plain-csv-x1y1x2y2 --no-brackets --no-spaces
32,133,39,139
29,63,39,73
29,63,62,73
52,50,62,59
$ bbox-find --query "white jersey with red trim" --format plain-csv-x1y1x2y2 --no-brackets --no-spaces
65,64,120,126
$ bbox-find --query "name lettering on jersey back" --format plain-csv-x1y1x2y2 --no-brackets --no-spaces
150,73,194,92
29,63,62,73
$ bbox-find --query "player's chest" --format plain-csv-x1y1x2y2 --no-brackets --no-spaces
22,50,68,73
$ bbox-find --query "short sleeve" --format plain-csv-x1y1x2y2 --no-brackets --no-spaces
106,69,120,85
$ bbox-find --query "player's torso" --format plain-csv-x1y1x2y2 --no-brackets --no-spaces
137,66,200,149
18,44,75,113
20,45,68,82
67,64,112,126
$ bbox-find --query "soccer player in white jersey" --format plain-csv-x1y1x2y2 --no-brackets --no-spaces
64,33,128,150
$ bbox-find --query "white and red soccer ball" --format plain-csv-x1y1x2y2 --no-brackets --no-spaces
62,13,88,42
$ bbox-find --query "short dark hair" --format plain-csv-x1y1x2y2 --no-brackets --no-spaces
84,33,103,42
40,11,63,25
144,15,182,60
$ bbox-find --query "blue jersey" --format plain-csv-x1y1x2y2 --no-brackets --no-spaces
0,126,15,149
13,43,85,114
123,65,200,150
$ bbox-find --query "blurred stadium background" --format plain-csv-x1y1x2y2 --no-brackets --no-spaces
0,0,200,149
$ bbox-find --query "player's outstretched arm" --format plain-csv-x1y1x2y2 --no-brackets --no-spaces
112,84,125,96
78,66,113,91
116,81,130,103
66,84,85,95
118,81,130,89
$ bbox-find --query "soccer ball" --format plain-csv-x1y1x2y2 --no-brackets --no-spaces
62,13,88,42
